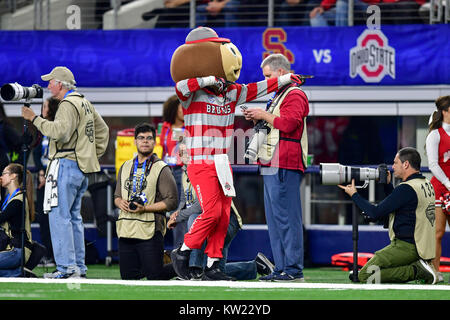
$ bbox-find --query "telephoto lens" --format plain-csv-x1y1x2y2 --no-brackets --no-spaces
244,130,267,162
244,121,271,162
1,83,43,101
320,163,379,188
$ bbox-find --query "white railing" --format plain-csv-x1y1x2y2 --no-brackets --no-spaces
1,0,448,30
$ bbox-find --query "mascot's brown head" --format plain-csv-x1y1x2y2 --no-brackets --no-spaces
170,27,242,83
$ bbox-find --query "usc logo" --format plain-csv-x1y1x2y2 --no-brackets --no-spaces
262,28,294,65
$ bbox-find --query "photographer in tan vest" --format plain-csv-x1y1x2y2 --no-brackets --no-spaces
22,66,109,279
114,123,178,280
339,147,437,284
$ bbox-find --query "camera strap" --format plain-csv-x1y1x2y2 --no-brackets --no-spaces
266,83,294,114
56,148,75,153
268,84,304,145
127,154,155,200
1,188,21,211
133,158,147,195
279,136,301,143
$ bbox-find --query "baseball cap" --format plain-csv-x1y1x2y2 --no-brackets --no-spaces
185,26,230,44
41,66,76,84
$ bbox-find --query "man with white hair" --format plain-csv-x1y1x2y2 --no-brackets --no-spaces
22,66,109,279
243,53,309,282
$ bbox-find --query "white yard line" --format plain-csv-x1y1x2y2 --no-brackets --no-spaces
0,278,449,291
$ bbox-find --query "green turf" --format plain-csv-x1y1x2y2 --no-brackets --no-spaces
0,282,449,300
0,264,447,301
32,264,450,283
34,264,123,280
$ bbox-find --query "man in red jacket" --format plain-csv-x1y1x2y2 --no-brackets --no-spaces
243,53,309,282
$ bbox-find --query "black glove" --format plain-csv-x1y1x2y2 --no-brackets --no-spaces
215,77,227,93
290,74,305,86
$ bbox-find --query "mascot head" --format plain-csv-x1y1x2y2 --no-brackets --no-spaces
170,27,242,83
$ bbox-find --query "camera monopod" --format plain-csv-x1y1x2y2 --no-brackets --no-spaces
350,203,360,283
1,83,42,277
19,100,32,277
320,163,390,282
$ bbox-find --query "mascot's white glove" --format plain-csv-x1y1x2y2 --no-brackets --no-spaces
200,75,217,87
278,73,292,86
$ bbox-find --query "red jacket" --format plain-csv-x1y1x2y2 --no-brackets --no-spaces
261,86,309,172
160,121,184,167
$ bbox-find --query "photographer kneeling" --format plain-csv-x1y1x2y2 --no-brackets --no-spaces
339,147,438,284
114,123,178,280
0,164,38,277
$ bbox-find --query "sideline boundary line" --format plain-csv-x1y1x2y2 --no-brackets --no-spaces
0,278,449,291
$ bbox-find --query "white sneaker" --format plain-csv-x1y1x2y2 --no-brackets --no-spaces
43,270,81,279
436,271,444,283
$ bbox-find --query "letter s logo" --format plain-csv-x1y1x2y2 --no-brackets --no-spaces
262,28,294,65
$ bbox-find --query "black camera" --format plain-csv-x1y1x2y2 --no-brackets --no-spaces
129,194,147,211
320,163,389,188
1,83,43,101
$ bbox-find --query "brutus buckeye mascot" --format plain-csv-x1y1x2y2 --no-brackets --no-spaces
170,26,303,280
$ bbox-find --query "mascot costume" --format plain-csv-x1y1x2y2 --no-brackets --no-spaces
170,26,303,280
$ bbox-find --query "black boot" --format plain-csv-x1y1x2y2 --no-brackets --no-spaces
170,246,191,280
202,261,236,281
189,266,204,280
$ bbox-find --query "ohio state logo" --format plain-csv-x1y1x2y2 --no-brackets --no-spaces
349,30,395,83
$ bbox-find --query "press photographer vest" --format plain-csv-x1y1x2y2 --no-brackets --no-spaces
51,92,101,173
258,86,308,167
0,192,32,260
116,158,168,240
181,169,242,228
388,178,436,260
181,168,196,209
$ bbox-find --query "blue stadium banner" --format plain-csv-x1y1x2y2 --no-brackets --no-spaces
0,24,448,87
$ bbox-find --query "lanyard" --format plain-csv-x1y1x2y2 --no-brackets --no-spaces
64,90,74,99
265,92,276,111
132,158,147,195
266,83,293,112
1,188,21,211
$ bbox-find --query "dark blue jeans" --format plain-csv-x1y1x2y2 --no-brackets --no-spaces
0,248,22,277
262,167,304,278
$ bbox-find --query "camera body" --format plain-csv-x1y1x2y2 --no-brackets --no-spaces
320,163,389,188
128,193,148,211
1,83,43,101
